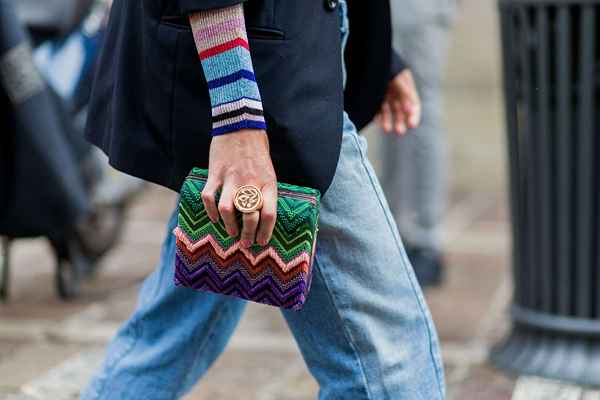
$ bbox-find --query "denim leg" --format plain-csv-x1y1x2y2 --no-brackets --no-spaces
81,207,247,400
281,114,446,400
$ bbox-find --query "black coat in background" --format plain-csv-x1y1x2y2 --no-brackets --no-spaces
0,0,89,238
86,0,401,195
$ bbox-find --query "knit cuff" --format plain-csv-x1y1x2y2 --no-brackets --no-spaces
189,4,266,136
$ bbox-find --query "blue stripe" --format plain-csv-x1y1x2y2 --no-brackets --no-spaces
201,47,252,81
209,79,261,106
211,120,267,136
207,69,256,90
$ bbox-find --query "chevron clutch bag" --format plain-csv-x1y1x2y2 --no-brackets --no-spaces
173,168,321,311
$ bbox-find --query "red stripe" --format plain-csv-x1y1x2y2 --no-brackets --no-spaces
199,37,249,60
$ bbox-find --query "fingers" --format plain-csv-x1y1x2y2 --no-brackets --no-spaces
391,99,407,135
256,183,277,246
201,178,221,223
380,101,393,133
210,174,277,247
404,98,421,129
218,180,239,237
240,211,259,248
397,71,421,129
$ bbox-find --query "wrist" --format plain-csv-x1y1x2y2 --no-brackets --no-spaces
211,129,268,144
210,129,271,167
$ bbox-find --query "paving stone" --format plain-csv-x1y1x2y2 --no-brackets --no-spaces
583,391,600,400
271,367,318,400
0,340,27,363
19,349,104,400
453,363,516,400
184,350,313,400
0,343,85,388
512,376,583,400
0,391,36,400
426,252,509,342
237,304,290,336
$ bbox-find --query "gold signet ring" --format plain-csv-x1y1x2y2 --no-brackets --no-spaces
233,185,264,213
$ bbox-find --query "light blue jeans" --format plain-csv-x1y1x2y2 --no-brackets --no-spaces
81,2,445,398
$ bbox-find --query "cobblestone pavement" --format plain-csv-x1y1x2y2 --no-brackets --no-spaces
1,1,598,399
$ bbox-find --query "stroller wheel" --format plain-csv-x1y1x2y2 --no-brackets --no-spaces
55,239,91,300
77,204,125,266
0,238,9,301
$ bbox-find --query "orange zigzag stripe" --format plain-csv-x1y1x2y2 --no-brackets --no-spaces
173,227,312,273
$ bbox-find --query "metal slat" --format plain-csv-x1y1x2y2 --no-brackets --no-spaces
575,5,596,319
594,8,600,321
555,6,573,317
500,4,524,306
535,6,553,313
517,5,538,310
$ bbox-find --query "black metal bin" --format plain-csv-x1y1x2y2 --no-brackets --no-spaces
491,0,600,386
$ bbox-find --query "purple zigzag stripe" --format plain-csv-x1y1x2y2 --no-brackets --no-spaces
176,258,307,299
175,270,305,310
174,256,307,308
198,275,304,305
175,258,308,298
176,251,309,290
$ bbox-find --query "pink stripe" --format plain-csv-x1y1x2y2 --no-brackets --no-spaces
193,16,246,46
173,227,312,273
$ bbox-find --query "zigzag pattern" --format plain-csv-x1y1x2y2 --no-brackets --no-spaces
174,168,320,311
176,241,309,287
174,228,312,273
174,256,310,307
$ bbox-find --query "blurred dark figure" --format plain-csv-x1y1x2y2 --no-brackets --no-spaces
377,0,457,288
0,0,126,299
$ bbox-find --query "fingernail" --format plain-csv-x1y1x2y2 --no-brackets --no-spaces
241,239,252,248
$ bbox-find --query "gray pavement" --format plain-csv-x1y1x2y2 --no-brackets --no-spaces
1,0,597,399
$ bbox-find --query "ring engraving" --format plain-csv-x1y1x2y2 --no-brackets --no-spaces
234,185,263,213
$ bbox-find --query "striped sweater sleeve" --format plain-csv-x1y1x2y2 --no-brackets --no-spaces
189,4,266,136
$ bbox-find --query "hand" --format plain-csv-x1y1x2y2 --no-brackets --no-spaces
202,129,277,248
376,69,421,136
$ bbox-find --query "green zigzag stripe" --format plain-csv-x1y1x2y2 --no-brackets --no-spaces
180,198,316,240
179,199,317,243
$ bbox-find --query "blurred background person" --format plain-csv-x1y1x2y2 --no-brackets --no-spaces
377,0,458,288
0,0,142,300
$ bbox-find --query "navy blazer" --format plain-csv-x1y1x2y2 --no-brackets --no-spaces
86,0,400,195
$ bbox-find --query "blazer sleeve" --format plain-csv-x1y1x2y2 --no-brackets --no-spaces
178,0,247,14
389,49,407,80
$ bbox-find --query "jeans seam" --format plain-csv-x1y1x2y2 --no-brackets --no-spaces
313,254,374,400
350,133,446,399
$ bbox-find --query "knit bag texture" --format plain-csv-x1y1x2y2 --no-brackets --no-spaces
174,168,320,311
